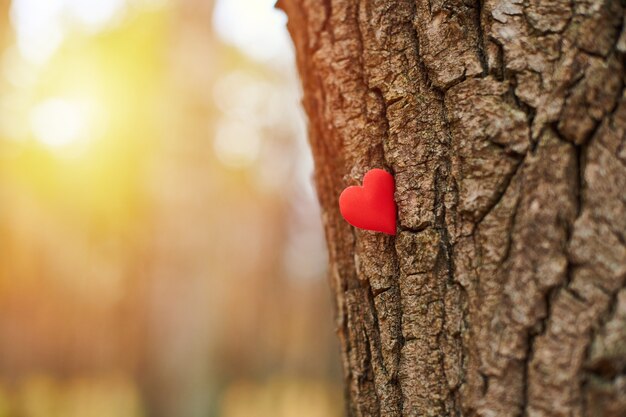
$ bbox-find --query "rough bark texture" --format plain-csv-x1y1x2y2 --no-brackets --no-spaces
278,0,626,416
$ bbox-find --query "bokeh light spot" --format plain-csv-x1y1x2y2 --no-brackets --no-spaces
214,121,262,168
212,0,291,62
29,98,94,148
10,0,127,63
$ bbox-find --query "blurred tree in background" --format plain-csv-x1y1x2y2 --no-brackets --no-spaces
0,1,341,416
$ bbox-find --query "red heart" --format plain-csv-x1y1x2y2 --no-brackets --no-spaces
339,169,397,235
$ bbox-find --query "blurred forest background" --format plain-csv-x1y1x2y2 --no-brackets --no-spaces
0,0,342,416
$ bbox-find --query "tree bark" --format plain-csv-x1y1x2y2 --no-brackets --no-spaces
278,0,626,416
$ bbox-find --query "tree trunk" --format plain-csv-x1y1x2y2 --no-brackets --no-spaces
278,0,626,416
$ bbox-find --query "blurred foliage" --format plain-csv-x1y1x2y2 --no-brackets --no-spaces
0,0,341,416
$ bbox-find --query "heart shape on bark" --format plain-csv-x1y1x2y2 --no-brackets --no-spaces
339,168,397,235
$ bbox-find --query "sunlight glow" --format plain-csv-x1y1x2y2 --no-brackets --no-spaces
30,98,95,148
